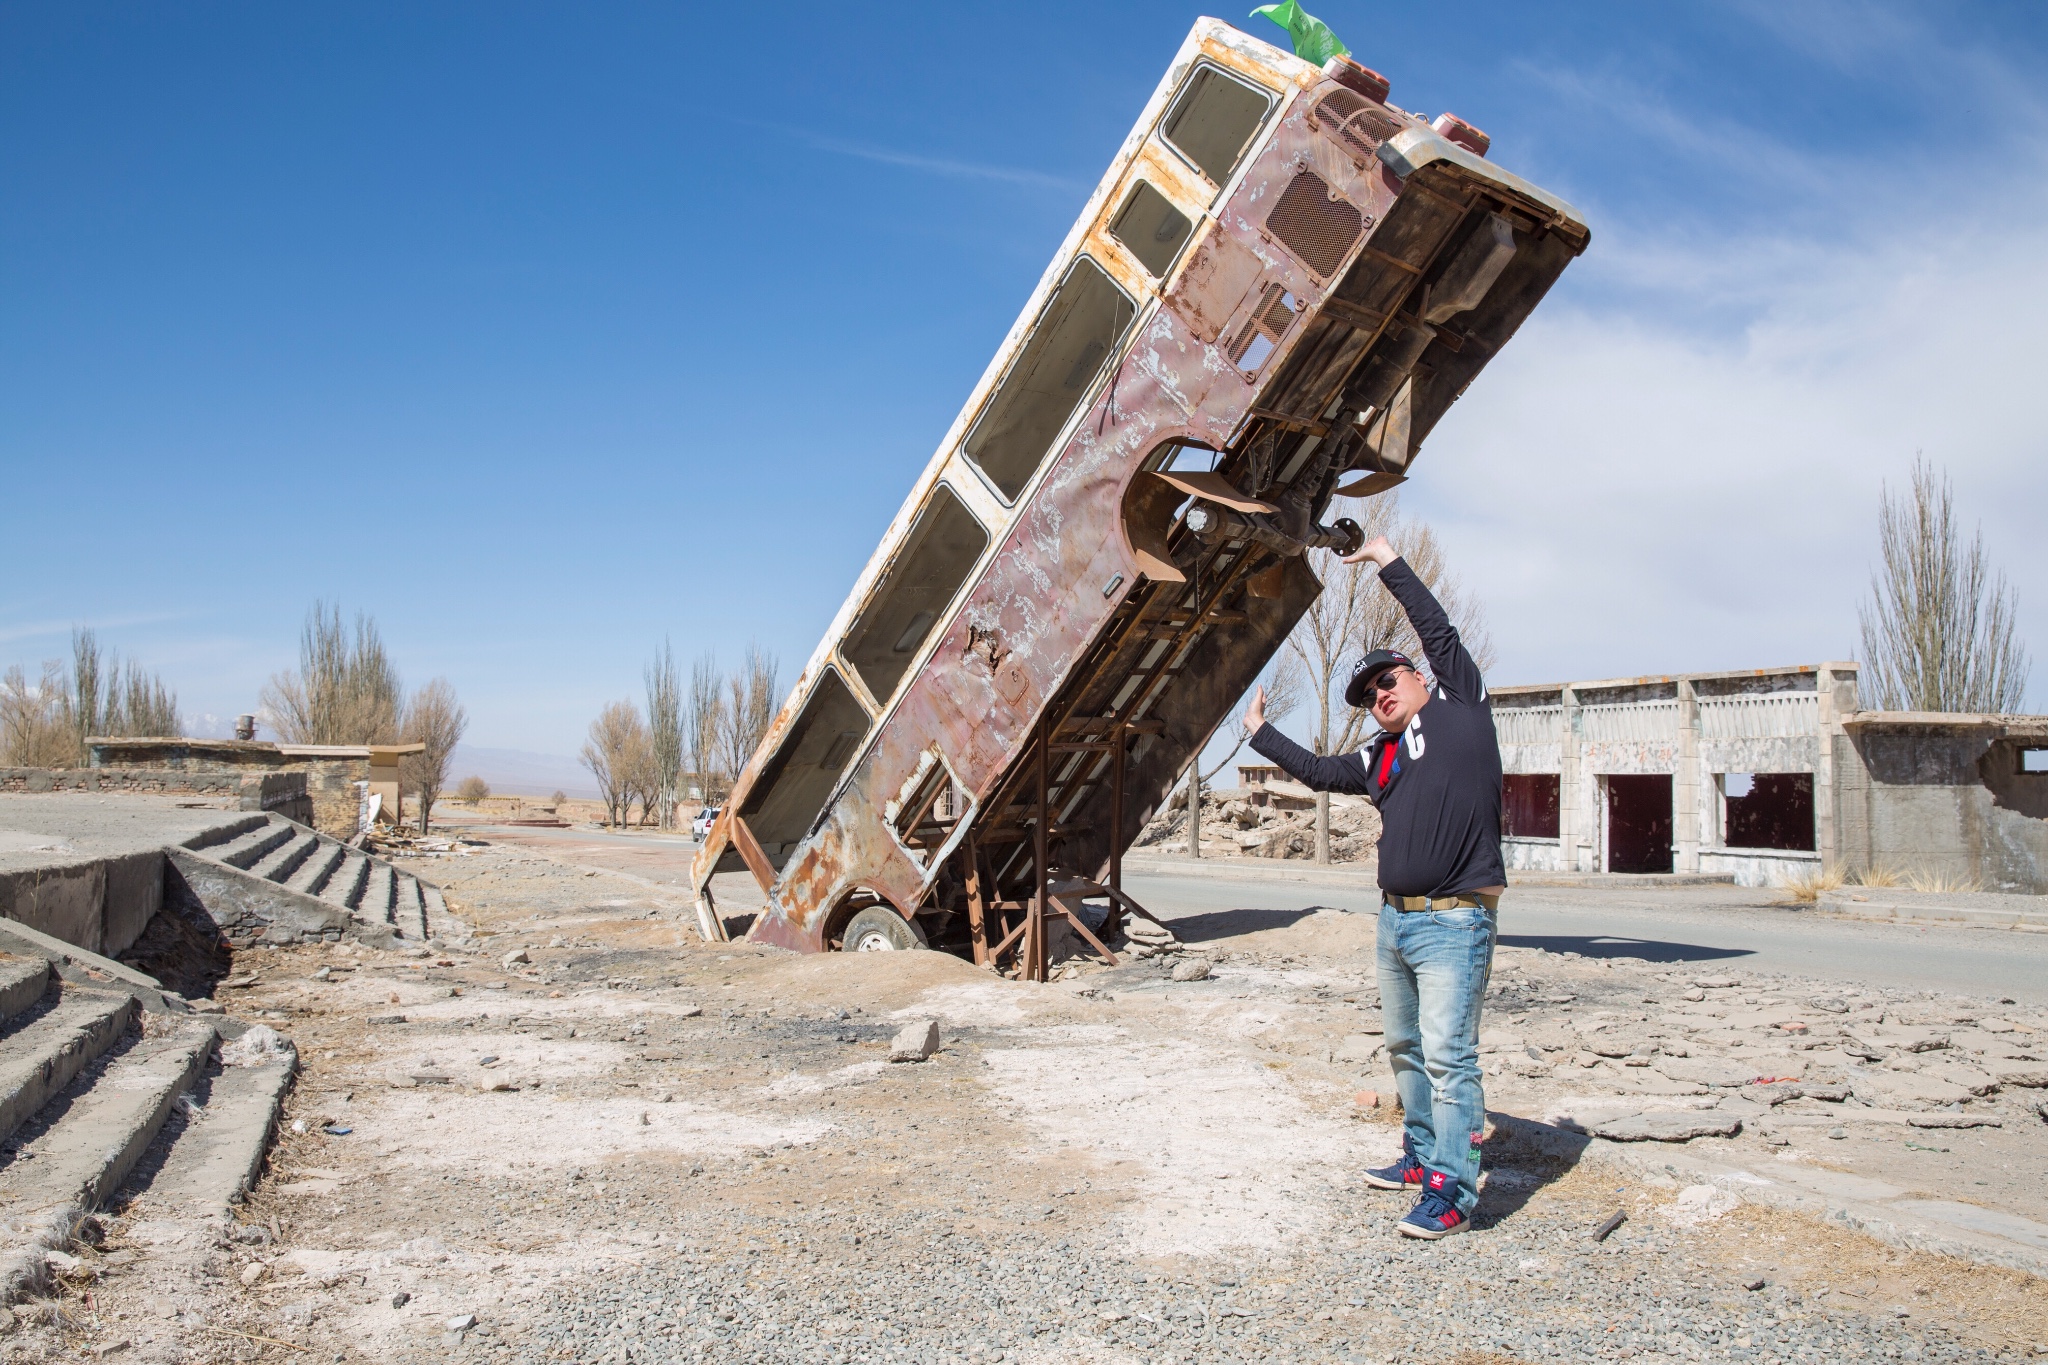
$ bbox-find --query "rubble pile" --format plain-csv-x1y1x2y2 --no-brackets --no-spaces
1135,784,1381,863
1463,948,2048,1148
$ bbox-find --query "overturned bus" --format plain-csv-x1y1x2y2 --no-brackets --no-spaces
692,17,1589,973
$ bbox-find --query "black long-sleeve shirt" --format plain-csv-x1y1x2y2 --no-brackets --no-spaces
1250,556,1505,899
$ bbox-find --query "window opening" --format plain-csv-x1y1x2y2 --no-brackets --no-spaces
1502,774,1560,839
1110,181,1195,278
841,484,989,703
1161,64,1275,189
1721,773,1814,852
1227,284,1299,372
736,668,870,874
963,256,1136,502
2021,748,2048,774
890,751,967,870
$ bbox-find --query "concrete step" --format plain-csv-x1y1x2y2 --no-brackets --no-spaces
421,883,449,938
320,850,372,913
0,1020,217,1296
209,819,294,871
248,831,320,884
393,875,427,941
361,862,396,926
125,1043,295,1221
0,960,50,1029
283,836,347,898
0,991,138,1145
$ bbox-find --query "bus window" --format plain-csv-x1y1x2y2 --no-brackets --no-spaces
964,257,1136,503
841,485,989,703
736,668,870,872
1162,65,1275,189
1110,181,1195,278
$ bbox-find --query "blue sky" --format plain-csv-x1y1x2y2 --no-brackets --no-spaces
5,1,2045,779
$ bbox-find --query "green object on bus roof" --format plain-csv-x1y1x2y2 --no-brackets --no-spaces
1249,1,1350,65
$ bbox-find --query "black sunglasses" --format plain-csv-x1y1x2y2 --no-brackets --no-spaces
1365,667,1411,696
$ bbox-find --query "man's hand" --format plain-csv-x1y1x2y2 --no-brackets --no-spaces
1242,684,1267,735
1342,534,1399,568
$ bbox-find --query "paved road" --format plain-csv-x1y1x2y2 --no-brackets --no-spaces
1125,870,2048,1005
453,821,2048,1003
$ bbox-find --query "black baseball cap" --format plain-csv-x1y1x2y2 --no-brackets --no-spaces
1344,649,1416,708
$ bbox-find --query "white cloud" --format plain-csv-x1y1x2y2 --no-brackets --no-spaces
1414,151,2048,704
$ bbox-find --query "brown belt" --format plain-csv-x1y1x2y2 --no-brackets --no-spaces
1385,893,1500,913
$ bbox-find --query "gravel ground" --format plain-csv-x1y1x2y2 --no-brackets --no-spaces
9,837,2042,1363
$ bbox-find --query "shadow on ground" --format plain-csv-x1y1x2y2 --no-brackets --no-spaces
1499,933,1752,964
1160,907,1324,942
1473,1113,1595,1230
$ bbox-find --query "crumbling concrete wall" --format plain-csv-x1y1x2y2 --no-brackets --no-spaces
1834,725,2048,894
87,740,342,834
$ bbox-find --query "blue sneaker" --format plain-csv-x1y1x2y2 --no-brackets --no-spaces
1360,1152,1425,1190
1398,1190,1470,1240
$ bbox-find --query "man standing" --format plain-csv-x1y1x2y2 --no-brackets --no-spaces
1240,535,1503,1239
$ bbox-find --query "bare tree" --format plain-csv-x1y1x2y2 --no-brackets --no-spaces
456,776,490,803
67,629,182,753
581,700,646,828
1204,657,1304,786
262,602,403,744
686,653,725,805
1286,491,1496,861
0,663,71,766
714,644,779,793
1858,456,2029,713
400,677,468,832
645,641,684,829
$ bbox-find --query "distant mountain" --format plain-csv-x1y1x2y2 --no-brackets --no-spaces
447,745,598,799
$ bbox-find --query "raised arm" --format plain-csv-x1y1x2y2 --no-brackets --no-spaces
1345,539,1486,705
1246,721,1374,795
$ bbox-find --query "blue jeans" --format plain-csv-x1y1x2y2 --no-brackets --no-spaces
1378,900,1496,1215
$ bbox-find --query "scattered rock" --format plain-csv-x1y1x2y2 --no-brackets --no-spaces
391,1291,410,1308
220,1025,292,1068
889,1019,940,1063
502,948,531,967
445,1314,477,1332
1169,958,1212,983
240,1262,269,1287
1809,996,1850,1013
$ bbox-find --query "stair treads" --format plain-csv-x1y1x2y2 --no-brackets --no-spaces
0,993,138,1144
0,960,49,1030
125,1048,294,1219
0,1021,216,1217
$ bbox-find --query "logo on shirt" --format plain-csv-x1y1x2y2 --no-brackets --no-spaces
1404,715,1425,762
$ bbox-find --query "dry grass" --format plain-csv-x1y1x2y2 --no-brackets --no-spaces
1780,865,1847,904
1855,865,1902,888
1903,866,1984,894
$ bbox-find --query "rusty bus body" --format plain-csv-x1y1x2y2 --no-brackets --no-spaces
693,18,1589,969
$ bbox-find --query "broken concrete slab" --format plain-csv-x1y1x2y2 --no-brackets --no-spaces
1654,1056,1758,1088
1589,1111,1744,1142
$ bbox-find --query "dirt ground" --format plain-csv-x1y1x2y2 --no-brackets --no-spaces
13,832,2046,1364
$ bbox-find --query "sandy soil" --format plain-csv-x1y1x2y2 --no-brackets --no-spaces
11,834,2044,1363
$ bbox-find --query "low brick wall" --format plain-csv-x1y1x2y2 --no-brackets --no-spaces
0,767,313,826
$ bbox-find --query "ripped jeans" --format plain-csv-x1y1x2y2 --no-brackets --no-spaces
1378,900,1497,1214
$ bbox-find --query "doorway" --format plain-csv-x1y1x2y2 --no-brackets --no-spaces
1605,775,1673,874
